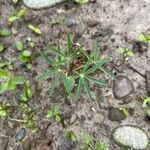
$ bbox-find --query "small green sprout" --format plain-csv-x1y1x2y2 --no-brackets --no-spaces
28,24,41,35
20,80,33,102
47,106,61,123
64,130,77,142
138,33,150,44
16,41,23,51
0,102,10,118
75,0,89,4
119,105,130,117
117,47,134,61
143,97,150,108
0,69,27,94
12,0,19,4
19,50,32,63
50,16,65,25
0,44,4,53
0,28,11,37
0,59,14,70
8,9,26,23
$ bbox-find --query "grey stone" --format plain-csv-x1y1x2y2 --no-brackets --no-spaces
23,0,65,10
146,70,150,96
69,114,77,124
0,136,9,150
111,125,149,149
113,75,134,99
108,107,127,121
15,128,26,142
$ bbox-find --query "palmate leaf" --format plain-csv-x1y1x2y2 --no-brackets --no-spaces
49,45,65,57
36,69,56,80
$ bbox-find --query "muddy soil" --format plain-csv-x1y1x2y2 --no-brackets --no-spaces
0,0,150,149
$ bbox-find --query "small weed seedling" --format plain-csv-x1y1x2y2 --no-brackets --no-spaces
64,130,77,142
0,58,14,70
0,44,4,53
143,97,150,118
8,9,26,23
138,33,150,44
0,28,11,37
0,69,26,94
28,24,41,35
118,105,130,117
36,33,114,101
0,102,10,118
47,106,61,123
117,47,134,61
82,133,108,150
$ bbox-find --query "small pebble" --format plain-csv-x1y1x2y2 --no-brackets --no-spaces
15,128,26,142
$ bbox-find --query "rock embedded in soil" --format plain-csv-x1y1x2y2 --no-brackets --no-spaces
0,136,9,150
23,0,65,10
108,107,127,121
111,125,149,149
146,70,150,96
113,75,134,99
15,128,26,142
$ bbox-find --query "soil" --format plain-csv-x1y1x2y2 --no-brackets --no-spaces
0,0,150,149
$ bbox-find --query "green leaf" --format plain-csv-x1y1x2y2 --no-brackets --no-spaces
16,41,23,51
117,48,125,54
0,70,9,78
28,24,41,35
48,74,59,96
143,97,150,107
75,0,89,4
83,133,91,145
49,45,65,57
86,76,107,86
22,50,31,57
67,33,73,55
55,115,61,123
17,9,26,17
82,78,92,101
8,16,18,22
0,29,11,37
138,34,146,42
12,0,19,4
127,50,134,57
36,69,56,80
98,66,115,79
11,76,26,85
47,110,53,118
76,78,83,100
0,82,8,94
0,44,4,53
0,110,7,117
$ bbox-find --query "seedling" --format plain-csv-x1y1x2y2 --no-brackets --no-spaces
12,0,19,4
8,9,26,23
143,97,150,108
138,33,150,44
0,102,10,118
0,69,27,94
0,28,11,37
20,80,32,102
75,0,89,4
0,59,14,70
36,33,114,101
0,44,4,52
64,130,77,142
47,106,61,123
119,105,130,117
16,41,23,51
28,24,41,35
117,48,134,61
50,16,65,26
82,133,108,150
